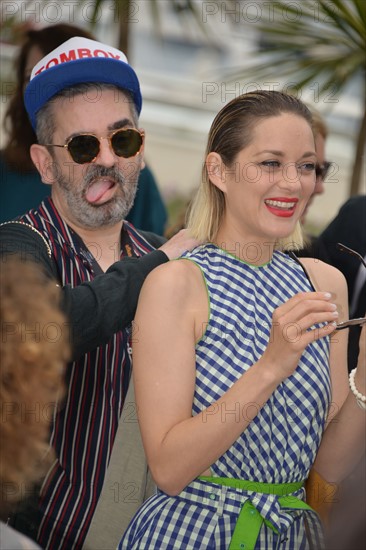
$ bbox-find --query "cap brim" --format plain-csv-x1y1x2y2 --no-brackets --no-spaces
24,58,142,130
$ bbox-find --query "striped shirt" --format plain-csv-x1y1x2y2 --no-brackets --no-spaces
17,197,157,549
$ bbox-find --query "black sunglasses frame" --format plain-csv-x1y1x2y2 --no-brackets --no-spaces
315,161,332,181
43,128,144,164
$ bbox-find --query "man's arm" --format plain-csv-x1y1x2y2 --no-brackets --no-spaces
0,224,200,359
0,222,168,359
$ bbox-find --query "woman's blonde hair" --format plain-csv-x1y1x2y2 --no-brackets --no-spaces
187,90,314,250
0,259,69,513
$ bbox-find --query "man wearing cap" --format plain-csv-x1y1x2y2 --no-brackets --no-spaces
0,37,198,549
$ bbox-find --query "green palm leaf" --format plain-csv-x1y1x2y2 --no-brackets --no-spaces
226,0,365,196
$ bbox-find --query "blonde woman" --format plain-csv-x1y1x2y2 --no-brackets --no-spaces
119,91,365,549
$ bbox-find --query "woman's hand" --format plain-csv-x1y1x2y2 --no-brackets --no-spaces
262,291,338,381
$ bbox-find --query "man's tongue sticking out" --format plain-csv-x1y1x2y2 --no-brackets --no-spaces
85,179,115,204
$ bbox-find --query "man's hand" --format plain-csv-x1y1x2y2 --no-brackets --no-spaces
159,229,202,260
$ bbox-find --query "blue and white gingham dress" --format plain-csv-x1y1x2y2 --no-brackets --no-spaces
119,245,331,549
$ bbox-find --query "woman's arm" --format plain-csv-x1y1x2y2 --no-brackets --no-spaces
133,258,340,495
301,259,365,483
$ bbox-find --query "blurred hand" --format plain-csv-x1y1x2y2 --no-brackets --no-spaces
355,321,366,392
159,229,202,260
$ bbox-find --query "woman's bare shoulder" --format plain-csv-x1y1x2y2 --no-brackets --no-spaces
145,257,203,285
140,257,206,306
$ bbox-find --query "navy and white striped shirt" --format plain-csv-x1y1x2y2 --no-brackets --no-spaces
17,197,159,549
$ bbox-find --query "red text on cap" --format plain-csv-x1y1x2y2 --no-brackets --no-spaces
33,48,121,76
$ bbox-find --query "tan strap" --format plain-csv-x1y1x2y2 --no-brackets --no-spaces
0,221,52,258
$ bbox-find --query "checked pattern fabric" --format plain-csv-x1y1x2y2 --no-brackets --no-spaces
119,245,331,549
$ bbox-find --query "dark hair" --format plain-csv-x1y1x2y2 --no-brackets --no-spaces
3,24,94,171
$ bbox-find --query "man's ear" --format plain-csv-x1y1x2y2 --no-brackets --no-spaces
206,152,227,193
139,146,145,171
139,128,145,170
30,144,57,186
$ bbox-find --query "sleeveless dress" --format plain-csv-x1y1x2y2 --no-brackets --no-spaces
119,244,331,549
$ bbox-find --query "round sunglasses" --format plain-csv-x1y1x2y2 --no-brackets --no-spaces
43,128,144,164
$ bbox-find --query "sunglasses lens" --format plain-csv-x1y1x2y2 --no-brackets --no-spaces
68,135,100,164
111,129,143,158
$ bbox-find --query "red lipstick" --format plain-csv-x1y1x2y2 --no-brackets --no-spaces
264,198,298,218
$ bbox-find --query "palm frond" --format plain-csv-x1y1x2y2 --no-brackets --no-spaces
226,0,365,195
353,0,366,26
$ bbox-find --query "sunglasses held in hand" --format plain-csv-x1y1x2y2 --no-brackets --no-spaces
335,243,366,330
44,128,144,164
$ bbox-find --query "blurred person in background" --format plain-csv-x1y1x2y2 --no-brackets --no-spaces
0,259,69,549
317,195,366,371
298,109,365,546
297,105,332,259
295,109,365,371
0,24,93,220
0,24,167,235
325,450,365,550
300,106,331,226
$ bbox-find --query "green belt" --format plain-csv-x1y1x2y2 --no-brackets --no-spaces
199,476,313,550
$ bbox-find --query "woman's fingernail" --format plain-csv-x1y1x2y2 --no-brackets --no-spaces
324,292,332,299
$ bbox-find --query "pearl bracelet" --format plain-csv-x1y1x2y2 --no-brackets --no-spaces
349,368,366,410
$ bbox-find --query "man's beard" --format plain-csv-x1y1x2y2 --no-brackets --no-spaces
55,163,140,229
